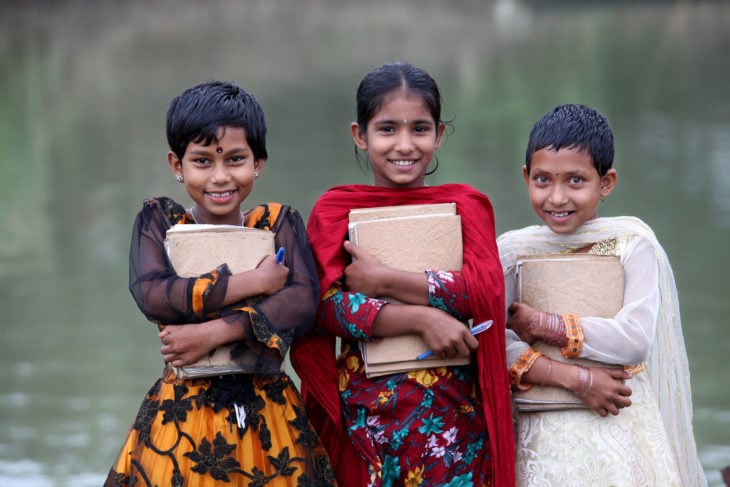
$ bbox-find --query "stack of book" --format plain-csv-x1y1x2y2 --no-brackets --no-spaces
348,203,471,377
165,224,274,277
164,224,280,378
512,253,624,411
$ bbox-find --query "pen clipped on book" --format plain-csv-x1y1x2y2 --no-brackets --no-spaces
416,320,494,361
275,247,285,265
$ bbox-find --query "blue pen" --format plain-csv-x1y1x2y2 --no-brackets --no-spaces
275,247,285,265
416,320,494,361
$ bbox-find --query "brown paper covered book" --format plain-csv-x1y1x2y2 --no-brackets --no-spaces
512,253,624,411
164,224,280,378
165,224,274,277
348,203,470,377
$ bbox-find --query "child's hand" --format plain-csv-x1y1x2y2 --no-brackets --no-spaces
159,324,216,367
343,240,389,297
507,302,540,343
418,308,479,358
575,366,633,417
255,255,289,295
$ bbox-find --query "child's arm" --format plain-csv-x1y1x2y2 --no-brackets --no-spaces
372,303,478,358
159,317,244,367
579,238,660,364
221,254,289,306
508,238,662,366
130,201,291,324
318,285,477,357
226,206,319,338
506,279,637,415
158,207,319,365
521,356,633,416
342,240,472,321
129,203,230,323
342,240,430,305
506,301,557,345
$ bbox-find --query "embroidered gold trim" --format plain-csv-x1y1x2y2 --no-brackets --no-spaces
509,348,543,390
560,313,584,359
588,237,617,255
625,363,645,375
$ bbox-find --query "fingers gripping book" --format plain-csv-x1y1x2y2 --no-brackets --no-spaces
164,224,280,378
348,203,472,377
513,253,624,411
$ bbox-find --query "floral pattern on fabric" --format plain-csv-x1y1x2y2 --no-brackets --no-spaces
106,371,336,486
320,286,387,341
322,271,491,486
107,197,336,486
426,270,468,319
337,343,491,487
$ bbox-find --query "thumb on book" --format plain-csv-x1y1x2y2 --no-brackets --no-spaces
343,240,358,258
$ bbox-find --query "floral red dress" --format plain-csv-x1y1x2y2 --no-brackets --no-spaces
321,270,491,486
291,184,515,487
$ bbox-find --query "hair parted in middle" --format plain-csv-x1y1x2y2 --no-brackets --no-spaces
354,62,444,134
353,62,449,175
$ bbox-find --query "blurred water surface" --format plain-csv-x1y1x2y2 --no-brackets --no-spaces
1,0,729,485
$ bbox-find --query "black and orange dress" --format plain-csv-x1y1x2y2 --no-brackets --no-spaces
105,197,336,487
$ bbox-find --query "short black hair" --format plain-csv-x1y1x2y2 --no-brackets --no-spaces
525,103,614,175
166,81,267,161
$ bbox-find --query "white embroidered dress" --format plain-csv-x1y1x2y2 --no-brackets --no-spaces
498,216,707,487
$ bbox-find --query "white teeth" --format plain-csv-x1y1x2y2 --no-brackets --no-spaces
209,191,233,197
391,160,415,166
550,211,570,217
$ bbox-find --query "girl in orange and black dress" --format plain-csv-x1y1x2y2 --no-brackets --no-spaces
105,81,336,486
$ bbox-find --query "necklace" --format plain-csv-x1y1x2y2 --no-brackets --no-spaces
190,205,244,226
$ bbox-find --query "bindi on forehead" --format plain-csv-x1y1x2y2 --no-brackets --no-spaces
216,146,223,153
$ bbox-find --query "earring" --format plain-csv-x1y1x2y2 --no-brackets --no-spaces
254,171,260,178
176,174,184,183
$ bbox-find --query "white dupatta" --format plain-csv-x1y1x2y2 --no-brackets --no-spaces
498,216,706,486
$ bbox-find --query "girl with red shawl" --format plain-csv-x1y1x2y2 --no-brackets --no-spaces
291,63,515,486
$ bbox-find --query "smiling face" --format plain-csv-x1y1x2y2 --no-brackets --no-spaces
523,146,617,234
168,126,265,225
351,93,445,189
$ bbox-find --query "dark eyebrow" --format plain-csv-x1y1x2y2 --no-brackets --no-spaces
186,149,212,156
372,117,434,126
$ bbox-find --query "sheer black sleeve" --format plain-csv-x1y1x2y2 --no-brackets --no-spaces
128,199,230,323
220,205,320,358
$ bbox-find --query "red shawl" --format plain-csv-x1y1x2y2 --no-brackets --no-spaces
291,184,515,486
